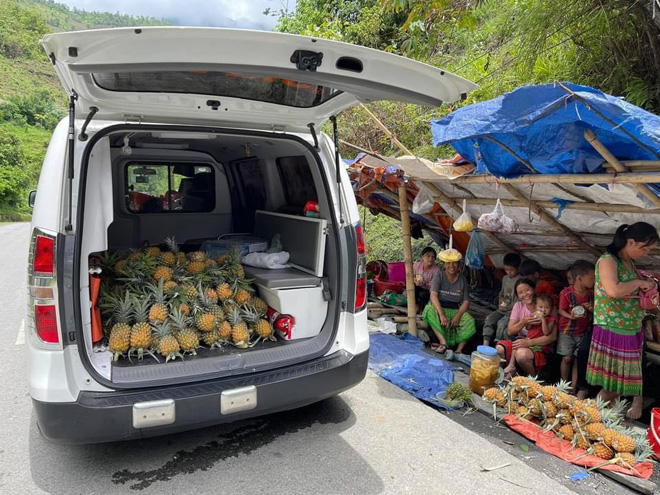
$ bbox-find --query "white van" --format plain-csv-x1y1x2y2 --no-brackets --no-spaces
27,27,476,443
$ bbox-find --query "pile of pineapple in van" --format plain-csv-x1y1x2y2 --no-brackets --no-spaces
94,237,276,364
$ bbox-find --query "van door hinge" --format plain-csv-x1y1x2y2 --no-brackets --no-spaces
124,115,143,124
323,226,330,236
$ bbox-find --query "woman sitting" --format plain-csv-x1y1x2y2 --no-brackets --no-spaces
413,247,441,314
422,250,475,354
497,279,557,377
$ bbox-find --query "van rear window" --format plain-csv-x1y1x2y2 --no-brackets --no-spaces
277,156,317,206
125,163,215,213
94,71,340,108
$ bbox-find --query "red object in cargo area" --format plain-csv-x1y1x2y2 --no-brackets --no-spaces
266,307,296,340
387,262,406,283
373,279,405,296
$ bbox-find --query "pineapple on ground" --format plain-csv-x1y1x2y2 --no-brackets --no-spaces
551,379,574,409
171,307,199,355
147,279,169,324
227,306,250,348
557,424,574,442
592,442,615,460
611,428,637,453
129,295,157,361
106,291,133,361
154,321,183,363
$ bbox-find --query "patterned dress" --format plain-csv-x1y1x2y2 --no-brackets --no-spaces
586,253,645,395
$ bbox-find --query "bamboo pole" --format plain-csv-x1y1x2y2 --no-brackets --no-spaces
358,104,417,335
420,171,660,185
502,183,602,256
584,129,660,208
424,182,525,256
398,184,418,336
438,196,660,214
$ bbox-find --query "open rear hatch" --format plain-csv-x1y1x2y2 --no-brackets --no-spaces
41,27,477,131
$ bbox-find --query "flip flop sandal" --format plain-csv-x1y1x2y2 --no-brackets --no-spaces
431,343,447,354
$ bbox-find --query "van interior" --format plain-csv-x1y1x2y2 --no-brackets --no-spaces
81,129,342,386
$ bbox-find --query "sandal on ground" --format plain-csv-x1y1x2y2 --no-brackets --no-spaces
430,343,448,354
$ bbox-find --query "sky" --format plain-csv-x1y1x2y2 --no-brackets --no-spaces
55,0,296,30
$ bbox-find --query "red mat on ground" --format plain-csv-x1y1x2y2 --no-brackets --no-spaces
503,414,653,480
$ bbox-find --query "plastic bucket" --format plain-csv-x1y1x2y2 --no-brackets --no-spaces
648,407,660,459
374,279,405,296
388,262,406,283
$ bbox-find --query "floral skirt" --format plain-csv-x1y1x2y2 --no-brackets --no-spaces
422,304,476,347
586,324,644,396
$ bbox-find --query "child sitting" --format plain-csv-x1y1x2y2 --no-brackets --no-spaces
482,253,521,347
557,260,595,396
497,280,557,377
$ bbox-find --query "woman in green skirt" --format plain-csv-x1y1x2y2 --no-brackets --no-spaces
423,250,475,354
587,222,659,420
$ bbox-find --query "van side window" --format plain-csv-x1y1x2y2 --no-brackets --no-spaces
277,156,317,207
125,163,215,213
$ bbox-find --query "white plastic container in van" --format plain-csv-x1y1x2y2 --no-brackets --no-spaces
26,27,476,443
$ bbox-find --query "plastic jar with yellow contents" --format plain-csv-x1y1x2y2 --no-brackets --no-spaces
469,345,500,395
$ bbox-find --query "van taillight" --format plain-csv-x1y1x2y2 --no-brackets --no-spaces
34,235,55,275
355,224,365,256
354,222,367,312
35,305,59,343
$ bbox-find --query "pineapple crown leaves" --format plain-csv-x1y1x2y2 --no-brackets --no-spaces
164,236,179,254
555,379,572,394
131,295,152,323
97,251,120,273
145,278,168,305
170,306,192,329
152,319,174,339
101,290,134,325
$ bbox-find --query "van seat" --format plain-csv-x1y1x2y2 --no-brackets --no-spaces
244,266,321,289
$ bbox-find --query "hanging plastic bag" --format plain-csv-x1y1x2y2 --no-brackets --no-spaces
477,198,504,232
412,183,435,215
465,231,485,269
453,199,474,232
499,214,518,235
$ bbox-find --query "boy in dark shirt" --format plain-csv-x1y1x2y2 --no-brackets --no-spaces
483,253,521,346
557,260,595,396
519,259,558,307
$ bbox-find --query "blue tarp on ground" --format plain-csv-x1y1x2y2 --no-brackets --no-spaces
368,332,455,407
430,82,660,179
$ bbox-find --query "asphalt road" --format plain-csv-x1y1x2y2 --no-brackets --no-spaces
0,223,592,494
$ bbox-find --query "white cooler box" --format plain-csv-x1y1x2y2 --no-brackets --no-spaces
258,285,328,340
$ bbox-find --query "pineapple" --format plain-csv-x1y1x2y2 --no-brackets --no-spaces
573,431,590,450
216,282,233,302
114,258,128,275
144,246,161,257
227,306,250,347
129,296,156,360
244,305,274,341
593,442,614,460
209,304,224,322
218,320,232,340
106,291,133,361
511,376,529,392
602,428,618,448
542,401,558,419
163,280,178,294
557,410,573,425
483,387,500,403
159,251,176,266
181,284,199,300
527,398,543,418
225,247,245,278
154,321,183,363
540,385,557,402
188,251,207,262
194,287,217,332
187,261,206,275
153,265,173,282
204,286,219,305
201,327,223,348
615,452,636,468
584,422,606,441
177,252,188,266
557,424,574,442
551,379,573,409
578,396,606,424
127,249,144,262
251,296,269,316
234,287,252,306
217,254,230,264
171,307,199,355
205,259,217,268
611,430,636,453
147,279,169,324
516,405,532,420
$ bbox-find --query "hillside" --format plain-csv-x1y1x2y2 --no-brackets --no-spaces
0,0,169,220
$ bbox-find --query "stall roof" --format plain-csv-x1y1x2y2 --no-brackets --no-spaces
348,82,660,269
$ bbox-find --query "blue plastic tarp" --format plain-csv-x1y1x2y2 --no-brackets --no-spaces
368,332,455,407
430,82,660,179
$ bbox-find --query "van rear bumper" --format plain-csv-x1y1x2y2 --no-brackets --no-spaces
32,350,368,444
